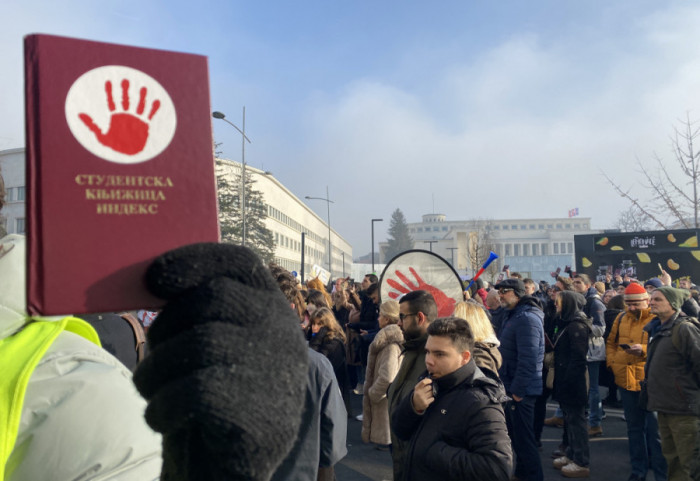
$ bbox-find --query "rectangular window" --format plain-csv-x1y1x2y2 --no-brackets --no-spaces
442,227,448,231
16,218,25,234
541,243,548,255
565,224,571,229
493,225,500,230
553,243,559,254
568,242,573,253
417,227,423,232
520,225,527,230
538,224,544,229
512,225,518,230
556,224,563,229
514,244,520,256
503,225,509,230
5,188,13,202
574,223,580,229
547,224,553,229
523,244,530,256
505,244,512,256
533,244,539,256
560,242,566,253
529,224,536,230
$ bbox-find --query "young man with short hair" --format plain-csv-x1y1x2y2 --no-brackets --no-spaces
391,317,512,480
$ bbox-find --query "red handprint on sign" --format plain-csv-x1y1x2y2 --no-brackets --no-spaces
79,79,161,155
387,267,456,317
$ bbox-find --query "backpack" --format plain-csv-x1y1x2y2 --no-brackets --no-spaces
120,312,146,363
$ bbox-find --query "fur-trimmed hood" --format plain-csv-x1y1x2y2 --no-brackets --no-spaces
370,324,404,352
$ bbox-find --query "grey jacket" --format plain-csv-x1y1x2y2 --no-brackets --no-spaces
645,312,700,416
272,348,347,480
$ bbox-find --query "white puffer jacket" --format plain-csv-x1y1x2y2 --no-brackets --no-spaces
1,234,162,480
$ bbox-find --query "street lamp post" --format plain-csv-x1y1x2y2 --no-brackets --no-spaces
371,218,383,273
305,186,334,275
212,108,251,246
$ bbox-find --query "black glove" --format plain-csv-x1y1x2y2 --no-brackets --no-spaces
133,243,308,481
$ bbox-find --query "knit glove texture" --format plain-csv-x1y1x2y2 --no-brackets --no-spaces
133,243,308,481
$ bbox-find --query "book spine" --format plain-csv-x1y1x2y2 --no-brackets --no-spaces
24,34,44,316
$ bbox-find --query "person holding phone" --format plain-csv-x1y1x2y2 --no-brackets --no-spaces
605,283,667,481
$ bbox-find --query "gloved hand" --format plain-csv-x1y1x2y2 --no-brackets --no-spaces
133,243,308,481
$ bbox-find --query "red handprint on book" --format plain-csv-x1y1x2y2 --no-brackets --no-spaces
79,79,161,155
387,267,456,317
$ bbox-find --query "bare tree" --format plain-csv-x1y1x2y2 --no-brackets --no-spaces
603,114,700,229
614,205,655,232
465,219,499,281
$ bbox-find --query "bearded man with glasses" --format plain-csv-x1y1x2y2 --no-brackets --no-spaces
387,290,437,481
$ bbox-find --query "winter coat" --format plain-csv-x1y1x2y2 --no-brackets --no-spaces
552,292,592,406
272,349,347,480
391,361,513,481
644,312,700,416
473,339,502,376
362,324,404,445
387,333,428,481
0,235,162,481
605,308,655,391
497,296,545,398
308,327,349,396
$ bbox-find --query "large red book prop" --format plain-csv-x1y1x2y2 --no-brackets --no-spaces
25,34,220,316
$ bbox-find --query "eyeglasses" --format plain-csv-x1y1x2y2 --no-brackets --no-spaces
399,312,417,321
498,288,513,295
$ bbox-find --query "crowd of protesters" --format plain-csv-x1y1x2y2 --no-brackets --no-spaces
3,228,700,481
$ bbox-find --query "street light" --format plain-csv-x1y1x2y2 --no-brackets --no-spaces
371,218,383,273
212,108,251,246
305,186,334,274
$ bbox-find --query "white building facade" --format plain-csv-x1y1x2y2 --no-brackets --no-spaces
397,213,599,282
217,158,353,280
0,148,26,235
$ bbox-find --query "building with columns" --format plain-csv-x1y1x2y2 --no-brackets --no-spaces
383,213,599,283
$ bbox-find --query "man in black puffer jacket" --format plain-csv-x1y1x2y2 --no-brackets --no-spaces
392,317,513,481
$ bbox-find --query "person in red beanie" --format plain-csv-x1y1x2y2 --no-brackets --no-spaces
606,282,667,481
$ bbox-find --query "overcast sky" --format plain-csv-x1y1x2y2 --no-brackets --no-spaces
3,0,700,257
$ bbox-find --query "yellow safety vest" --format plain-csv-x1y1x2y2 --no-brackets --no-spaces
0,318,100,481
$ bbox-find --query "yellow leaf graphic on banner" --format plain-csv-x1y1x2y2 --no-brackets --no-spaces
636,253,651,263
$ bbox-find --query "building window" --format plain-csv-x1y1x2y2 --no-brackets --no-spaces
574,223,580,229
568,242,573,253
493,225,500,230
538,224,544,229
560,242,566,253
512,225,518,230
520,225,527,230
16,218,25,234
556,224,563,229
433,227,439,232
523,244,530,256
417,227,423,232
514,244,520,256
442,227,448,231
529,224,535,229
547,224,553,229
566,224,571,229
553,243,559,254
503,225,509,230
505,244,512,256
533,244,539,256
541,243,548,255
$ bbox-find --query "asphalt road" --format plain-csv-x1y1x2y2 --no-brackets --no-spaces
336,389,633,481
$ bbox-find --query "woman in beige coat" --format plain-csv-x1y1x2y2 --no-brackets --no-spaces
361,300,404,449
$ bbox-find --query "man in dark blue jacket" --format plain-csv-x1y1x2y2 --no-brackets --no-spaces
496,278,545,481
